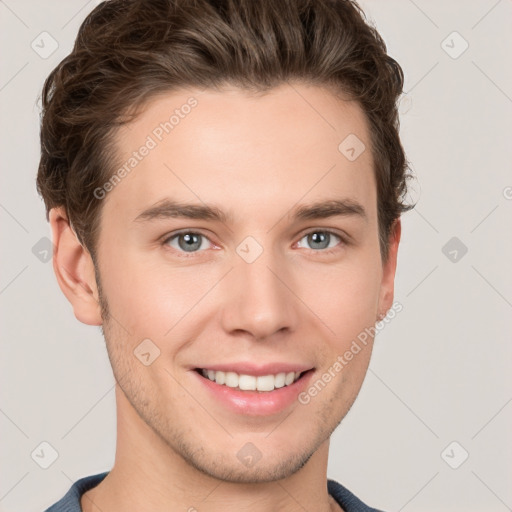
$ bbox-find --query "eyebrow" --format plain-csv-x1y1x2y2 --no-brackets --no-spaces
133,198,367,224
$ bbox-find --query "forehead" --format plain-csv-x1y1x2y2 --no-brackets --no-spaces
103,83,376,227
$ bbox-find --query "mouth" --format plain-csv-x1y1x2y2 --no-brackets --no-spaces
194,368,306,392
191,363,315,415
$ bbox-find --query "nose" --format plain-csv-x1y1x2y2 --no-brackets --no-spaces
219,245,299,341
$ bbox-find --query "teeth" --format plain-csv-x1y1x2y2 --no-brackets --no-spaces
239,374,256,390
284,372,295,386
256,375,275,392
200,369,302,392
215,371,225,385
225,371,238,388
274,373,286,388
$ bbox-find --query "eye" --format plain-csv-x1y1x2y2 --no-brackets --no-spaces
163,231,213,255
295,230,344,253
161,228,347,258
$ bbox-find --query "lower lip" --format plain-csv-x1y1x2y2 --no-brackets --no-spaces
192,370,314,416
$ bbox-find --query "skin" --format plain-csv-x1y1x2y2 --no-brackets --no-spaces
49,83,400,512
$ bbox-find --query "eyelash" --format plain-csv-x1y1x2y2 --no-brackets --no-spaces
161,229,349,258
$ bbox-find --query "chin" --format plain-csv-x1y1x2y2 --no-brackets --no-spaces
187,448,315,484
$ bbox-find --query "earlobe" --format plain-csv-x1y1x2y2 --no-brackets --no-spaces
377,219,401,320
49,207,103,326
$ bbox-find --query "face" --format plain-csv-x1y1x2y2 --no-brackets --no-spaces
92,83,398,482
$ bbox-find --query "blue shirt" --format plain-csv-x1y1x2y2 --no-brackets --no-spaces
44,472,385,511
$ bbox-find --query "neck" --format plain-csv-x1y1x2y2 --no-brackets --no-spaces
81,385,342,512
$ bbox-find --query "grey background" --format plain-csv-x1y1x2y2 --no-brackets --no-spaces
1,0,511,511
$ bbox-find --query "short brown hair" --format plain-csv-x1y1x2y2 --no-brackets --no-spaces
36,0,413,263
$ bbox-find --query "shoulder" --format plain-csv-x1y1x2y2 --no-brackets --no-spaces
328,478,386,512
43,472,109,512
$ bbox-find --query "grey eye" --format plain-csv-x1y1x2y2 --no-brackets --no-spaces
297,231,341,251
166,232,210,253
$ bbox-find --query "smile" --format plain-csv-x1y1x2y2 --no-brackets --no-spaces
198,368,303,392
192,365,315,415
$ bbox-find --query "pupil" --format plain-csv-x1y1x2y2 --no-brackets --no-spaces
310,232,328,250
179,233,200,251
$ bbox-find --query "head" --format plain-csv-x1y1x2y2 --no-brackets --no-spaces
38,0,413,483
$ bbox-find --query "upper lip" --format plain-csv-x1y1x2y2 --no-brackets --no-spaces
193,362,314,376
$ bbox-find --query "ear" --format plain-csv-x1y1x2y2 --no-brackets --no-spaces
377,218,401,320
49,207,103,326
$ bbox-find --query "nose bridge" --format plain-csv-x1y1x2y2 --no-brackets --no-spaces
220,239,298,340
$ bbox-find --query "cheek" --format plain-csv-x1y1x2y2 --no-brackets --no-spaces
297,255,382,343
99,252,219,336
